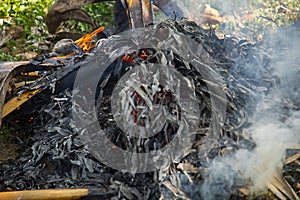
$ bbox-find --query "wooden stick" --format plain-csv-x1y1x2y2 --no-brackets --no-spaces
285,152,300,165
126,0,144,28
141,0,153,25
0,188,89,200
2,88,41,118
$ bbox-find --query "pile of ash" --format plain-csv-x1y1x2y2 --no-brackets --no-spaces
1,19,298,199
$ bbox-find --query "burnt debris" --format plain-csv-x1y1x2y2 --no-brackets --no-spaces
0,19,299,200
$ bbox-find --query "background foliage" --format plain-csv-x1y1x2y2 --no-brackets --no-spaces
0,0,53,60
0,0,115,61
68,1,115,32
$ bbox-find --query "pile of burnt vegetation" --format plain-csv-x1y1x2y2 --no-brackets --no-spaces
0,19,299,200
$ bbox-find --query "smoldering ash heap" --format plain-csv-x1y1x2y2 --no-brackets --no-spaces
0,11,299,200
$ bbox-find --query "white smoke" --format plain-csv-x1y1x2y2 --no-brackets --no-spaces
201,105,300,199
199,23,300,198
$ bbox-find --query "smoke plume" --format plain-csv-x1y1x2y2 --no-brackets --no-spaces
199,13,300,200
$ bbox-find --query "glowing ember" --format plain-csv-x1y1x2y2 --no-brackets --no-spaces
122,50,150,65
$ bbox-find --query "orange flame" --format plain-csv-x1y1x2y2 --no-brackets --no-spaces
75,26,105,52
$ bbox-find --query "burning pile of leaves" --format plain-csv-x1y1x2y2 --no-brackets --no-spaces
0,19,299,199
